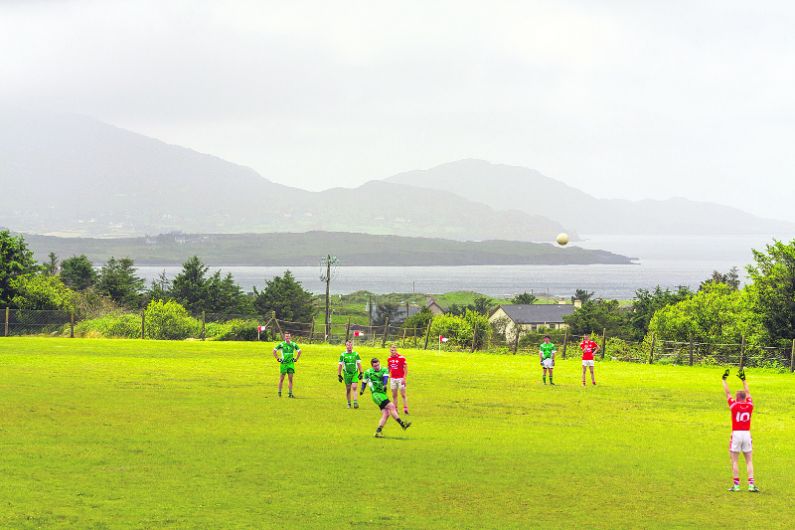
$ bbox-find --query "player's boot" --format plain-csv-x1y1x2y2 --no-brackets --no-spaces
374,427,384,438
728,484,741,492
748,484,760,493
288,392,295,398
353,401,359,409
404,408,409,415
401,421,412,431
347,402,351,409
278,391,282,397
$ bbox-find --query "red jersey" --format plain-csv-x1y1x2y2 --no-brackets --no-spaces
728,397,753,431
387,354,407,379
580,340,598,361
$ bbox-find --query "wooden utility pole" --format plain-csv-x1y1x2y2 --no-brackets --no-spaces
4,307,8,337
324,256,331,339
345,318,351,342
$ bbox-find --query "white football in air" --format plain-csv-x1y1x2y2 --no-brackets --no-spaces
556,233,569,246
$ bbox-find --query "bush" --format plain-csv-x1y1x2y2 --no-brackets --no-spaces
72,313,141,338
430,314,473,348
144,300,200,340
205,319,261,341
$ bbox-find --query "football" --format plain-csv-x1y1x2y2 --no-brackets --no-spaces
556,232,569,246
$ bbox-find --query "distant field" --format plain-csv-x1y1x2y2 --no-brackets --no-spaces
1,338,794,529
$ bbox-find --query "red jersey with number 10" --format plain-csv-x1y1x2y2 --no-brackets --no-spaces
387,354,407,378
580,340,598,361
728,397,753,431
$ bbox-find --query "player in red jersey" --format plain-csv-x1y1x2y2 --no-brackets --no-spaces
579,334,599,386
722,368,759,492
387,345,409,415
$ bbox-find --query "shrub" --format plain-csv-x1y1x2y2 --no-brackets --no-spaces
430,314,473,348
205,319,261,341
72,313,141,338
144,300,200,340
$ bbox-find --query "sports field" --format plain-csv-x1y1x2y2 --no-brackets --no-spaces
1,338,794,529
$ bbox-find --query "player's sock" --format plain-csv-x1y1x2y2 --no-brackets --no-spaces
748,477,755,485
733,477,740,486
549,376,554,384
376,426,383,433
278,391,282,397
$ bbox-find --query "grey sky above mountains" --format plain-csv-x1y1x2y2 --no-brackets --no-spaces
2,1,794,222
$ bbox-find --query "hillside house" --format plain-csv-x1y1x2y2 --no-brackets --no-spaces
489,303,576,340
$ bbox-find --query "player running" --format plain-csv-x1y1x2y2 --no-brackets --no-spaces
387,345,409,414
580,334,599,386
722,368,759,492
273,332,301,398
360,358,411,438
539,335,556,385
338,340,363,409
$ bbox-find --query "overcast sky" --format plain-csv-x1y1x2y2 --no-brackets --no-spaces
2,0,794,221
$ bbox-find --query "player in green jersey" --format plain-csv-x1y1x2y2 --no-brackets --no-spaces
273,332,301,398
337,340,363,408
539,335,557,385
360,358,411,438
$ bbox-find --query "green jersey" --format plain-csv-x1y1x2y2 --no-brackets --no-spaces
339,351,361,374
363,367,389,395
275,341,300,363
539,342,556,359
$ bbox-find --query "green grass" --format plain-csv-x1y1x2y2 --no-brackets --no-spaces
1,338,794,529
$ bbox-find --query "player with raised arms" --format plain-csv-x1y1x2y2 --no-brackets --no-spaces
722,368,759,492
579,333,599,386
273,332,301,398
360,358,411,438
539,335,556,385
387,344,410,414
338,340,363,408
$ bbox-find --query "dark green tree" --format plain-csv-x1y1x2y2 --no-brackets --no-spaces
145,270,172,304
746,239,795,343
60,255,97,291
43,252,59,276
511,292,537,305
571,289,595,304
0,230,38,305
402,307,433,330
253,270,315,322
205,271,251,314
564,299,630,336
373,302,401,325
700,266,740,291
96,257,144,308
468,295,495,315
629,285,692,340
169,256,209,314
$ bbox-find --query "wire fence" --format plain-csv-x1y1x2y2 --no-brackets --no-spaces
1,307,794,372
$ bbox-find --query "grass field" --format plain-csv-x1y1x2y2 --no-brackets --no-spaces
1,338,794,529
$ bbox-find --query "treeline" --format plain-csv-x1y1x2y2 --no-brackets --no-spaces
0,230,316,322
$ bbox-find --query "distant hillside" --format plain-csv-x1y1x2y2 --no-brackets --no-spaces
386,159,795,235
0,110,565,241
22,231,633,266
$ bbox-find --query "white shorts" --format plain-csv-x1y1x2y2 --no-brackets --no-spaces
582,360,595,367
730,431,752,453
541,358,554,369
390,378,406,390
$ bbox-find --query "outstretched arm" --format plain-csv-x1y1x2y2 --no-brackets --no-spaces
738,369,750,397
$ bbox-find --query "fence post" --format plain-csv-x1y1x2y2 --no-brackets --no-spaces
648,333,656,364
141,310,145,340
4,307,9,337
381,317,390,348
471,326,478,353
201,311,206,341
309,321,315,343
688,336,694,366
271,311,283,337
70,310,75,338
423,319,433,350
512,327,520,354
561,330,568,359
600,328,607,359
790,339,795,373
345,318,351,342
739,335,746,369
402,327,407,345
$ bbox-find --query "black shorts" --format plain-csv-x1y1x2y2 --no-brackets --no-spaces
378,399,391,410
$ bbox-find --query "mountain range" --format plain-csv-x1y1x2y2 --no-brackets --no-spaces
1,110,791,240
